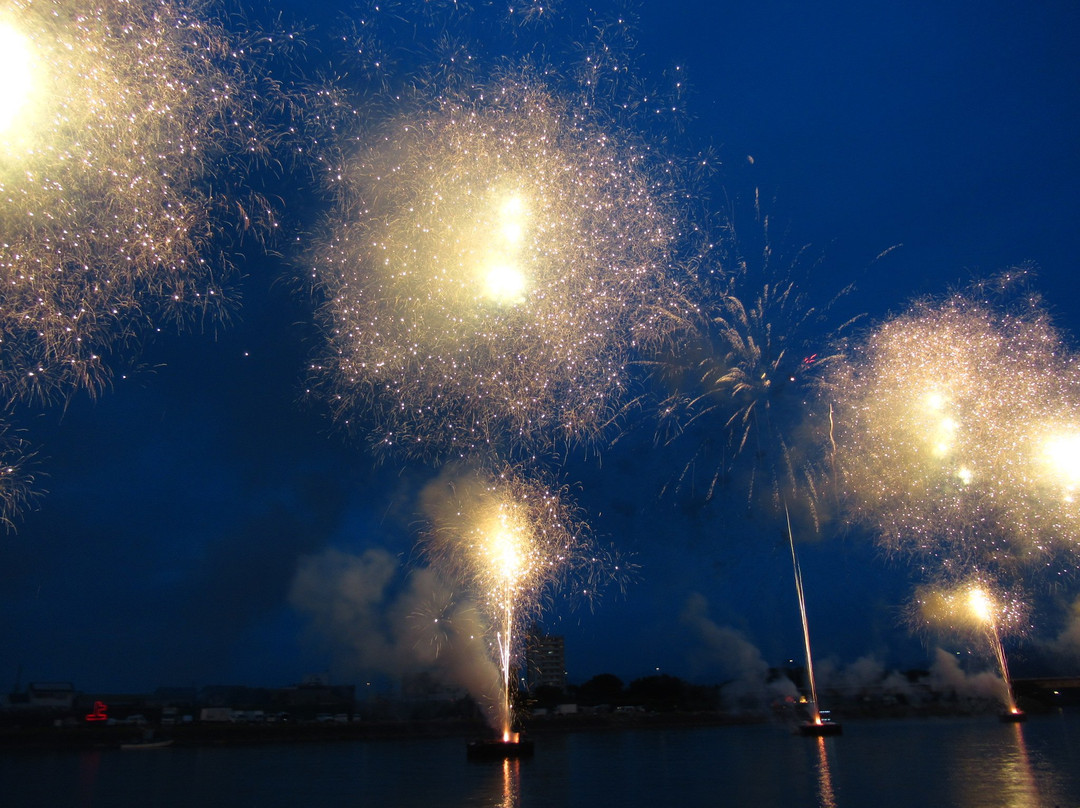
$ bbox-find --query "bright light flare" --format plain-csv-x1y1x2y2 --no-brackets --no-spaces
0,21,36,134
1041,432,1080,491
967,587,994,624
478,192,531,304
483,263,528,304
483,521,528,585
498,194,528,245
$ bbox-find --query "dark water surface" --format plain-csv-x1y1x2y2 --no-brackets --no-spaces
5,713,1080,807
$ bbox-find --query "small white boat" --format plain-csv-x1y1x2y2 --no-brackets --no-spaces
121,738,174,750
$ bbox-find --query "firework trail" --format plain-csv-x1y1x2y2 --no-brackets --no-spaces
419,460,617,735
826,271,1080,570
642,192,883,728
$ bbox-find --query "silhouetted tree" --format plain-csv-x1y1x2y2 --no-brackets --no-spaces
577,674,624,706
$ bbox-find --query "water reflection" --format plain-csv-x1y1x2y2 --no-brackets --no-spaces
498,757,521,808
814,736,837,808
996,724,1041,808
475,757,522,808
76,750,102,808
951,721,1067,808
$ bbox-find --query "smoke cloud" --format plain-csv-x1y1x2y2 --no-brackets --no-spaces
289,547,500,722
928,647,1007,702
816,654,916,702
680,592,796,708
1046,595,1080,662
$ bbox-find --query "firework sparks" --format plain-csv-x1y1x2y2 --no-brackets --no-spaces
647,192,868,528
0,0,273,404
826,274,1080,567
912,577,1028,712
420,461,612,737
306,67,689,461
0,421,38,529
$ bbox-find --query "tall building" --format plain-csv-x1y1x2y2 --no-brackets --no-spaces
526,629,566,691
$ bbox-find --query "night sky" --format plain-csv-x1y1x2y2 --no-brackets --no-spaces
4,0,1080,695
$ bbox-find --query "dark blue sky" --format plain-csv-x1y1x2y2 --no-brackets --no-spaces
3,0,1080,694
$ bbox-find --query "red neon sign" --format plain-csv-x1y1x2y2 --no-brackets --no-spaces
85,701,108,722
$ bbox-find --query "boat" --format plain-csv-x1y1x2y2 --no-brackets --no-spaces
798,716,843,737
466,736,535,760
121,737,174,750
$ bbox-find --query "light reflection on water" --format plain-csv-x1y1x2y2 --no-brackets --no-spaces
942,720,1067,808
814,736,837,808
999,724,1042,808
499,757,521,808
75,749,102,808
3,713,1079,807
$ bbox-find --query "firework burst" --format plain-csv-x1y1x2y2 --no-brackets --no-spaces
305,64,690,462
912,576,1029,640
0,422,38,528
826,271,1080,568
648,193,864,526
0,0,275,404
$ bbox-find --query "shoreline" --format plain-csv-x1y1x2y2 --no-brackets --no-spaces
0,705,1046,751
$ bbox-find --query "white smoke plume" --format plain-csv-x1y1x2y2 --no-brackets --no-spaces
289,547,500,722
819,655,910,695
928,647,1008,702
680,592,797,708
1046,595,1080,663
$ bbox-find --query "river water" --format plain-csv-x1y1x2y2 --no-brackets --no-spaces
6,712,1080,807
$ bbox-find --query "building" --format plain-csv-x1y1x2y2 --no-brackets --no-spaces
525,631,566,691
26,682,76,710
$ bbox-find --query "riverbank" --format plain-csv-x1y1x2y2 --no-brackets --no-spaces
0,711,775,751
